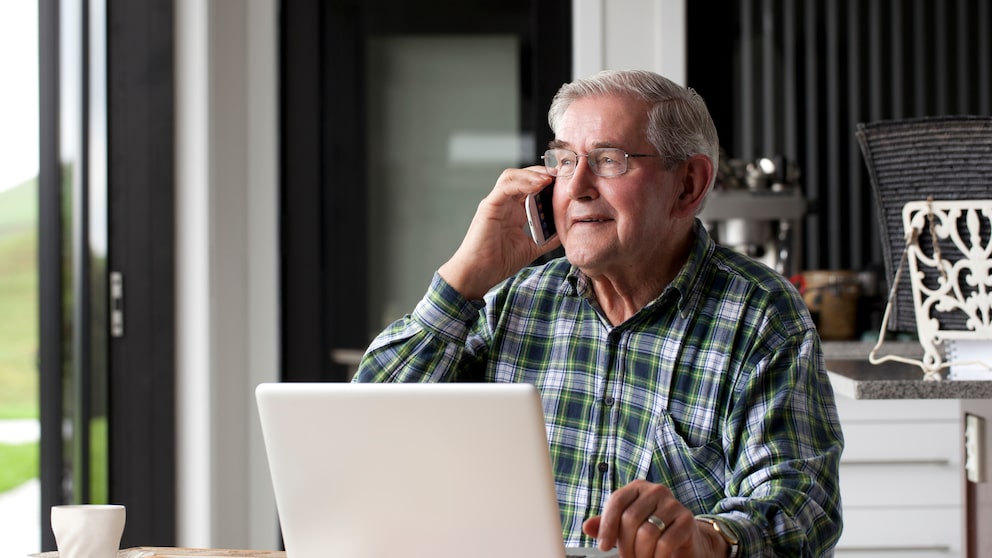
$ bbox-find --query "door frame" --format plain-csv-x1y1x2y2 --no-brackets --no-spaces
279,0,572,381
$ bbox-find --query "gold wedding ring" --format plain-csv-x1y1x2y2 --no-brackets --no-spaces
646,514,667,533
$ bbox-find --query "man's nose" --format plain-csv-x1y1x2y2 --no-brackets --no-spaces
561,159,599,200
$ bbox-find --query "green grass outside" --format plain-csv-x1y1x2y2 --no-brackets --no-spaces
0,179,39,419
0,442,38,493
90,416,108,503
0,179,40,493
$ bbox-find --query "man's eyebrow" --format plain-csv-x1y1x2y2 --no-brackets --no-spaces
547,140,622,149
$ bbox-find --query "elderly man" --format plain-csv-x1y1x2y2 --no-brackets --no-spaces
355,69,843,558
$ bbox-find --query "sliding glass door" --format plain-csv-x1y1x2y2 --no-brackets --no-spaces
39,0,175,550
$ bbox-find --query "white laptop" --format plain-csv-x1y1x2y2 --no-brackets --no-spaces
255,382,616,558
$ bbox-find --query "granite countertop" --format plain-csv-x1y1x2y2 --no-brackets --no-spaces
823,341,992,399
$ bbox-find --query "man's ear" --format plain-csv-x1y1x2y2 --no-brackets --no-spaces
672,154,713,218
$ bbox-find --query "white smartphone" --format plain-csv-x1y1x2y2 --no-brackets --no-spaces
525,179,557,245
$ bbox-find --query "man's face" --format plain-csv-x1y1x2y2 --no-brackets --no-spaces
552,95,683,276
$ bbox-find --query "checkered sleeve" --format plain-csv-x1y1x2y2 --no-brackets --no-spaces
354,273,488,383
715,326,844,557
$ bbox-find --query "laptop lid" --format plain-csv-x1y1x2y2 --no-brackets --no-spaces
255,382,570,558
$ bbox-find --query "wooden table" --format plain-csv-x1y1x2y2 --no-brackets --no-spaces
33,548,285,558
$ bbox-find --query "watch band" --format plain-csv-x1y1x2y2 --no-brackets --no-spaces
696,516,739,558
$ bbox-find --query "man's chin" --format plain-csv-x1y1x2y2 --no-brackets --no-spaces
564,249,611,274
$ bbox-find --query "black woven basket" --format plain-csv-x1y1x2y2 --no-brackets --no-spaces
856,116,992,333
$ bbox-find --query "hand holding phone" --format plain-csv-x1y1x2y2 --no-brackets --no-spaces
525,179,557,246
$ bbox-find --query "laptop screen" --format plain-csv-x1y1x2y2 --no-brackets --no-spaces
256,382,574,558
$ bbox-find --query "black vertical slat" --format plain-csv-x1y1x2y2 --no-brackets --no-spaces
782,0,797,161
761,0,776,153
846,0,863,267
890,0,904,118
740,0,754,159
866,0,883,267
803,0,820,268
955,0,970,112
38,0,63,550
933,1,948,114
912,0,927,115
825,0,841,268
868,0,882,121
979,0,991,114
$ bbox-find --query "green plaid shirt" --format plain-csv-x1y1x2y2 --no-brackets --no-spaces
356,220,843,557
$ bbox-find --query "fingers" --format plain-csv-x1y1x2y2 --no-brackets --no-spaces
591,480,694,558
472,167,553,233
495,165,554,197
594,480,658,548
582,515,602,539
438,166,556,300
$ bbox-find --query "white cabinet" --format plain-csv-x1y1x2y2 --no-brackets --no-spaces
834,397,965,557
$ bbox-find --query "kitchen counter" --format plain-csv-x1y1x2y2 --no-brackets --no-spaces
824,340,992,399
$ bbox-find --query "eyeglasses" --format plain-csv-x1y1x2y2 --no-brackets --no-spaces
542,147,661,178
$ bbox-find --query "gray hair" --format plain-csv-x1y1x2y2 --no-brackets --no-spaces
547,70,719,180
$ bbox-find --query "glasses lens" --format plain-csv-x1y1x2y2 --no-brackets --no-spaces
544,149,577,177
588,148,627,177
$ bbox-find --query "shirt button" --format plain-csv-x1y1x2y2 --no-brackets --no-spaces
597,462,609,473
603,396,615,406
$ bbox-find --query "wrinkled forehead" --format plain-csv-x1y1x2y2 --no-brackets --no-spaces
553,95,652,151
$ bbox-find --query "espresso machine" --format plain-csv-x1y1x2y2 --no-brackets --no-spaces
699,154,807,277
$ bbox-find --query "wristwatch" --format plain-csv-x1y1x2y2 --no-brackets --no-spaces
696,516,740,558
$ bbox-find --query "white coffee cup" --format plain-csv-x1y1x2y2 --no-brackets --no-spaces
51,504,126,558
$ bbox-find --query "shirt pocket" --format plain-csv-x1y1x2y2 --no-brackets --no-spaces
650,411,726,512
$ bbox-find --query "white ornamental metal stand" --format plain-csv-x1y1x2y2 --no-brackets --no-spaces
869,198,992,381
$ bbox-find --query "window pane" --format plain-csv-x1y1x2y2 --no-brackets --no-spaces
365,35,530,333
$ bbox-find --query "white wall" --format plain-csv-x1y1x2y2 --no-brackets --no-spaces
172,0,685,548
175,0,279,549
573,0,686,83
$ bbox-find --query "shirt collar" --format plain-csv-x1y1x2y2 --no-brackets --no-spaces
666,219,714,318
